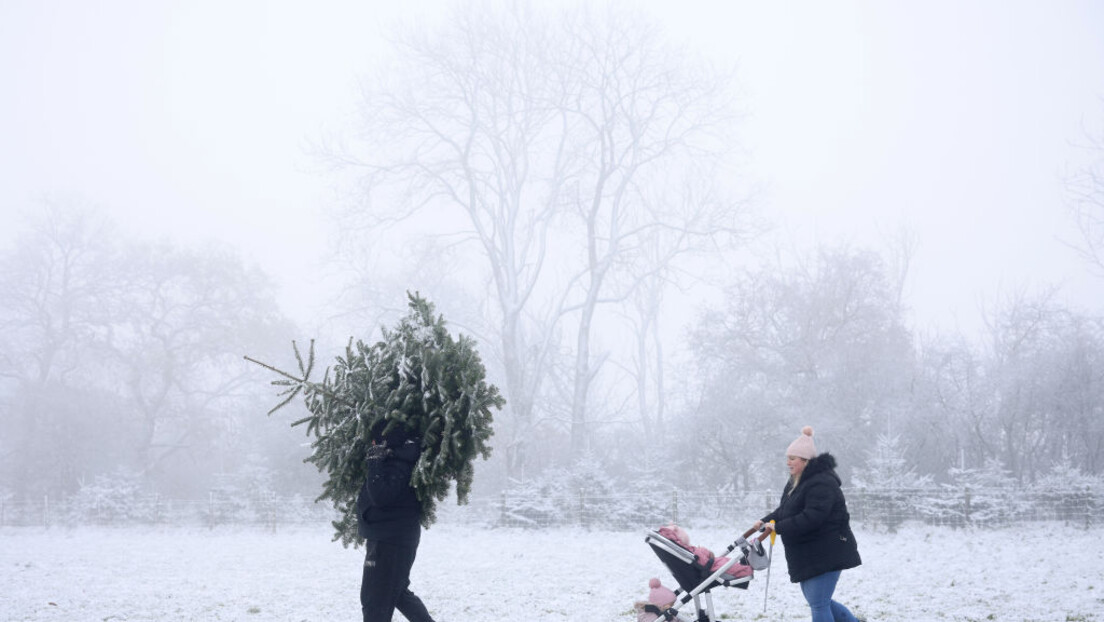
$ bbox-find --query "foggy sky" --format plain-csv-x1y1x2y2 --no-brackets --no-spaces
2,0,1102,338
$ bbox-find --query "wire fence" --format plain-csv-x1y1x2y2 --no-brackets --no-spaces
478,485,1100,531
1,486,1098,532
0,492,333,531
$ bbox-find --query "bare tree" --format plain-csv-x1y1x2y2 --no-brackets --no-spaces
615,180,744,446
1055,314,1104,474
0,201,121,497
550,7,744,457
333,3,744,465
105,240,291,481
621,271,666,445
686,245,915,482
331,5,571,477
978,288,1104,481
908,291,1104,482
0,201,117,385
0,202,297,498
910,331,986,477
879,224,918,315
1065,113,1104,275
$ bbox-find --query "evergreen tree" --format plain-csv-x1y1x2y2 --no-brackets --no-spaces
249,292,504,546
943,458,1028,527
851,433,931,532
1030,455,1101,526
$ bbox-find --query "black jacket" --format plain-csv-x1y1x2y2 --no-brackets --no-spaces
356,440,423,543
762,453,861,583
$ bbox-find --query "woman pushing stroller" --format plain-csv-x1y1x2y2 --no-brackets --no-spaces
755,426,865,622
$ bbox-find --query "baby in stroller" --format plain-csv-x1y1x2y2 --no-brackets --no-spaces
633,578,687,622
654,525,753,582
639,524,769,622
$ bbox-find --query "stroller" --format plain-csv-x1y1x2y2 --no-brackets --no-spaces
643,524,772,622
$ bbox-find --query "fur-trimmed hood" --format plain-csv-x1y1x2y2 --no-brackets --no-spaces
801,452,840,485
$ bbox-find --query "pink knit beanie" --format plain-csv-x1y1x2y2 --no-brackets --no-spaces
785,426,817,460
648,578,677,607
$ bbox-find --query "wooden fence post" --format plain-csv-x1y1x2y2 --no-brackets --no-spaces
1086,485,1093,531
963,487,971,525
577,486,586,528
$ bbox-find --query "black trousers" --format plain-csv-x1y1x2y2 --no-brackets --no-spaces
360,536,435,622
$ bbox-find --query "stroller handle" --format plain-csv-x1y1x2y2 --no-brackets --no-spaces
741,526,772,543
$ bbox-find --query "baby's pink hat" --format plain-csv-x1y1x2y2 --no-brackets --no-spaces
648,577,677,606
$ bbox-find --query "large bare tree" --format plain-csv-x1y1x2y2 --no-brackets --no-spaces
977,289,1104,481
687,245,915,486
1066,115,1104,275
335,3,744,466
0,202,119,496
105,240,290,479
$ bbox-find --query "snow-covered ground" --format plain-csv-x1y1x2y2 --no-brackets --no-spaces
2,522,1102,621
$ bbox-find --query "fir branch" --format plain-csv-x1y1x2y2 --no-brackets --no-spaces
244,346,358,412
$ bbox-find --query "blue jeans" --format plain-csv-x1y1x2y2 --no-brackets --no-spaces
799,570,859,622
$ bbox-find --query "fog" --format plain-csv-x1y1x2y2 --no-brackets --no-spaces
2,1,1103,510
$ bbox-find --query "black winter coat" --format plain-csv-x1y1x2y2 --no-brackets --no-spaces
356,440,423,543
762,453,861,583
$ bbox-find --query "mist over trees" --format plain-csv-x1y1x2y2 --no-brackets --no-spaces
328,3,747,481
685,249,1104,491
1,3,1102,514
685,247,915,490
0,203,310,503
311,3,1103,496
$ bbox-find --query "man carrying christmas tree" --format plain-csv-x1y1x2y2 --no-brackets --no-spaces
248,293,504,622
357,421,435,622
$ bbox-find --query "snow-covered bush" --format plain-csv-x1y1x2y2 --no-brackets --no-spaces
932,459,1030,528
616,466,678,529
200,461,289,528
495,474,565,528
202,477,253,527
1029,457,1101,527
496,455,673,530
568,455,631,529
68,469,158,525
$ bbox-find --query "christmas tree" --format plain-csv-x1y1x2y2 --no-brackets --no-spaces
248,292,504,546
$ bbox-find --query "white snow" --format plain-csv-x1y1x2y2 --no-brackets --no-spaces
2,522,1102,621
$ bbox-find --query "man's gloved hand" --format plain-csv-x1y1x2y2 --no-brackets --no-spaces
366,443,390,463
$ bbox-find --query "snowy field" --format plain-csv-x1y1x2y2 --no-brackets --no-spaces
3,522,1102,621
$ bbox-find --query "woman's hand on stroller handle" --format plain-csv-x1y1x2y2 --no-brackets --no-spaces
742,522,773,542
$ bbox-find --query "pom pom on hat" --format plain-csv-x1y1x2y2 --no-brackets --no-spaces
786,426,817,460
648,577,677,607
